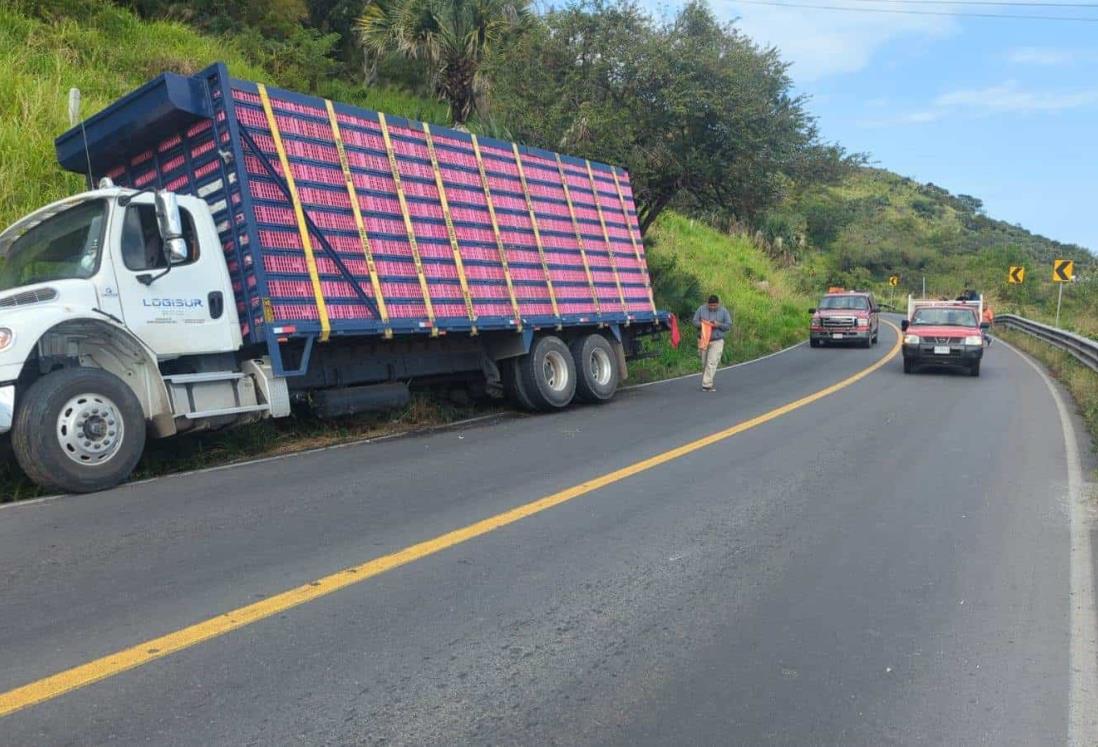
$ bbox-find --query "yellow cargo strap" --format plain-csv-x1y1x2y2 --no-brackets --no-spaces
423,123,477,333
377,112,437,334
585,160,628,317
512,144,560,323
611,168,657,315
324,99,391,338
555,154,601,317
470,134,522,330
257,84,331,341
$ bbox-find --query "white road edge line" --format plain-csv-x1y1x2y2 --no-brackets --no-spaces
1000,338,1097,746
624,339,807,390
2,338,812,510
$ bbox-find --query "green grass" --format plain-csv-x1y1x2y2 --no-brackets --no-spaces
633,212,812,382
0,2,446,231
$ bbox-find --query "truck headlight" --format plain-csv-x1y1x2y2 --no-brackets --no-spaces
964,335,983,346
903,334,920,345
0,328,12,351
857,317,868,327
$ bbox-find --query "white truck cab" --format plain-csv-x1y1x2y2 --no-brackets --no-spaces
0,185,286,493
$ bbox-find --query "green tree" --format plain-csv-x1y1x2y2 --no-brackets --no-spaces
489,0,853,232
355,0,530,126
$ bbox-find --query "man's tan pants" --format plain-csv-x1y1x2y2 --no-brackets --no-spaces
700,337,724,389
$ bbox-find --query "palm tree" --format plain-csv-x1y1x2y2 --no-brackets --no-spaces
357,0,530,127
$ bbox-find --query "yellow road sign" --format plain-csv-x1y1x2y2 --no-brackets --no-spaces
1053,259,1074,283
888,275,899,287
1008,266,1025,284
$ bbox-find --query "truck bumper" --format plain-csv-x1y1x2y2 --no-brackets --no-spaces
903,345,983,368
811,329,871,343
0,384,13,434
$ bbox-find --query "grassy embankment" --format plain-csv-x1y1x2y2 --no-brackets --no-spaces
996,329,1098,462
0,4,809,499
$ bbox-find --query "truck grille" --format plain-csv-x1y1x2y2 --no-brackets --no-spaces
822,316,856,328
0,287,57,308
927,336,963,344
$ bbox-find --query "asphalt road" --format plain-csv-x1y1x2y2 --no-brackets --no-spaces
1,323,1094,745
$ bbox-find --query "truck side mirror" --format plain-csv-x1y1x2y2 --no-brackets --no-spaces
154,191,188,264
900,319,910,331
980,322,990,330
808,308,816,314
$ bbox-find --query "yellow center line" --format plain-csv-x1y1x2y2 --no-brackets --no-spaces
0,323,901,719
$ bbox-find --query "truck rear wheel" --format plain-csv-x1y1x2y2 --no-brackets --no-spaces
518,335,576,411
12,367,146,494
570,334,619,404
502,357,537,411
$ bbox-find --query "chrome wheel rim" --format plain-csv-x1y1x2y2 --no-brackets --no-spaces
57,392,124,466
588,348,613,387
543,350,570,393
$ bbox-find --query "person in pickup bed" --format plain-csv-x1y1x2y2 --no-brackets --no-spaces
693,295,733,392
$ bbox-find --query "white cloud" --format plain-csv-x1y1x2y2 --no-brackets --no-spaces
1007,47,1098,66
860,80,1098,126
934,81,1098,113
710,0,957,81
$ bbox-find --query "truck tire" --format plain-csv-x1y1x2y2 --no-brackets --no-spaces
969,361,981,377
502,356,537,411
518,335,576,411
570,333,620,404
11,367,146,494
861,336,872,349
903,358,914,374
810,338,821,348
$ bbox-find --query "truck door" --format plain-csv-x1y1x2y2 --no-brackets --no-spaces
109,196,240,357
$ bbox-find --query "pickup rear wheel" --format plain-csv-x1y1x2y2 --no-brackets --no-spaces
12,367,146,494
570,333,619,404
518,335,577,411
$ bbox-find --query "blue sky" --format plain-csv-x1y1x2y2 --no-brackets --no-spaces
645,0,1098,252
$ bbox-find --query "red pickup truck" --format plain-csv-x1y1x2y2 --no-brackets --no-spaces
809,291,880,348
901,300,988,376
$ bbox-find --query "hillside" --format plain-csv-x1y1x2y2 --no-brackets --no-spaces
779,168,1096,334
0,2,445,230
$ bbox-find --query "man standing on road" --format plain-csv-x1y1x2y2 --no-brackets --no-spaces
693,294,733,392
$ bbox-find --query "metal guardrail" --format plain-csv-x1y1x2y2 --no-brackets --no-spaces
994,314,1098,373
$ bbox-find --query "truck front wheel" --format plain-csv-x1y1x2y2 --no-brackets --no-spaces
12,368,146,494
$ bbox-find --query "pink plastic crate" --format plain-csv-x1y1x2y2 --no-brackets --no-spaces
436,151,478,169
328,303,374,320
165,175,189,192
192,140,217,161
363,216,406,236
339,128,384,151
335,112,381,134
186,119,212,138
232,89,262,105
415,242,452,260
273,113,331,142
407,201,444,221
472,284,510,300
345,150,389,173
388,303,429,319
424,264,458,280
194,161,219,180
427,284,464,300
505,249,542,265
463,265,505,281
284,139,338,165
433,303,471,318
268,279,314,297
520,302,556,316
376,259,415,276
158,134,183,153
273,304,320,321
235,106,269,130
474,302,516,317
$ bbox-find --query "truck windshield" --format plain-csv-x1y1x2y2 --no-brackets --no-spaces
911,307,977,327
819,296,869,310
0,200,107,293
